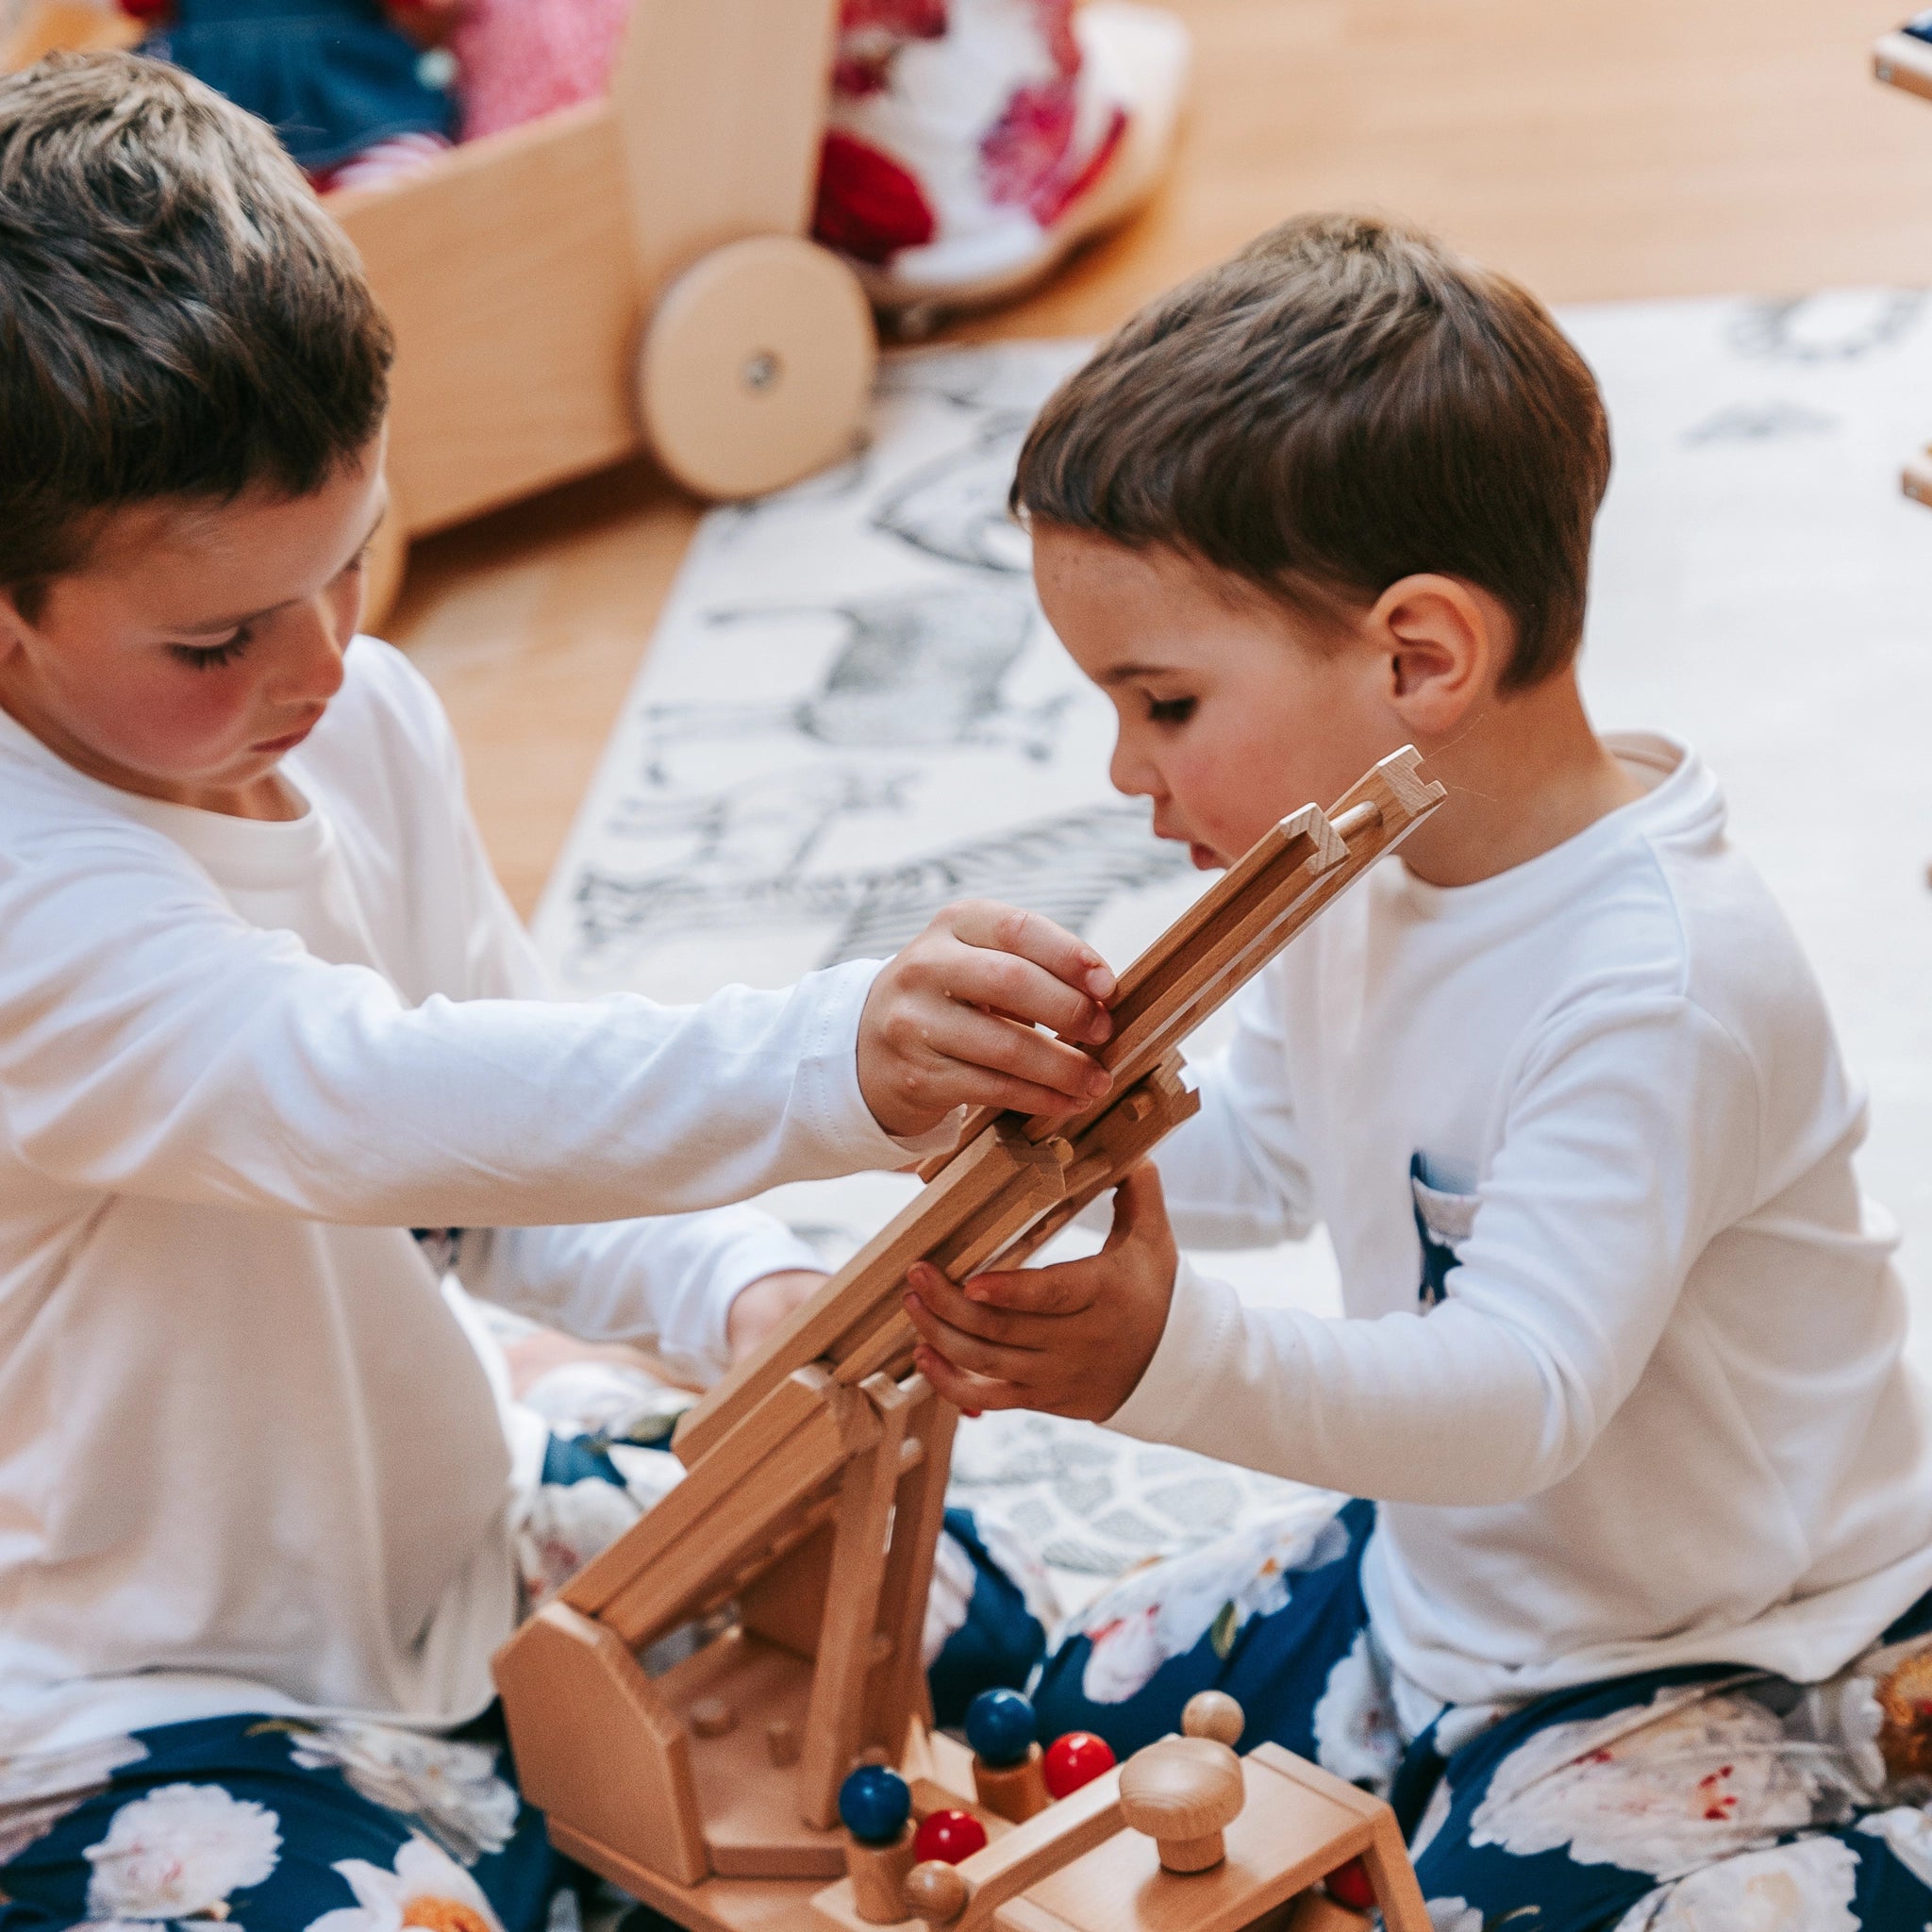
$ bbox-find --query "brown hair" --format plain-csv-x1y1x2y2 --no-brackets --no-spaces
0,51,392,612
1012,212,1610,690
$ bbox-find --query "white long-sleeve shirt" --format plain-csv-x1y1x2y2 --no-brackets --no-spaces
1110,734,1932,1707
0,638,909,1754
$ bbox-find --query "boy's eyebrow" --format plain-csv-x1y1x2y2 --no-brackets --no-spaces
169,493,391,636
1094,661,1181,686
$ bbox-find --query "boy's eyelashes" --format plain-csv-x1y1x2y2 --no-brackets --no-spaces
1144,693,1197,726
168,627,252,671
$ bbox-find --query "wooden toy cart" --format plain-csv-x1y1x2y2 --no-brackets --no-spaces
492,750,1447,1932
329,0,876,620
0,0,877,622
1874,23,1932,506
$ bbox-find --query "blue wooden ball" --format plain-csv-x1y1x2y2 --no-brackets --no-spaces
838,1765,911,1844
965,1688,1037,1768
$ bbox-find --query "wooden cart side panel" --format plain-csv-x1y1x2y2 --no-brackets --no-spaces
327,105,642,536
613,0,845,291
492,1601,709,1887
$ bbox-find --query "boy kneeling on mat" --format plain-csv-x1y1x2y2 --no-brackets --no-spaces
907,214,1932,1924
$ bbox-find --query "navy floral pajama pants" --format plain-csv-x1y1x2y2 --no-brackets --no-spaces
8,1465,1932,1930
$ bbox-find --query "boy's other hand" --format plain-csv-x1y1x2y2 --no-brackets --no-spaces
903,1165,1176,1420
858,900,1116,1139
725,1269,829,1363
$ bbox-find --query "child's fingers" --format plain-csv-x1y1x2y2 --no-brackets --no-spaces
938,941,1113,1050
1104,1163,1172,1247
941,899,1116,1008
924,1004,1111,1105
955,1260,1096,1318
904,1289,1039,1382
913,1344,1024,1413
907,1262,1066,1342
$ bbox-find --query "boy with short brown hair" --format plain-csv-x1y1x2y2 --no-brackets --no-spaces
0,51,1102,1930
908,214,1932,1924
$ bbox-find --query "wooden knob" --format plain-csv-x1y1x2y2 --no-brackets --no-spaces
690,1696,736,1740
1181,1690,1245,1747
902,1859,970,1924
1119,1736,1245,1873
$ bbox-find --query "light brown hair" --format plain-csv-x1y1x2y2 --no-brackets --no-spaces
1012,212,1611,690
0,51,392,612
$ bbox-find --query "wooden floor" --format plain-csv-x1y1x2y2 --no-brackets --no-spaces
391,0,1932,917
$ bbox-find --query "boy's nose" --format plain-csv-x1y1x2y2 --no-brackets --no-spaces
1108,734,1159,801
274,603,348,707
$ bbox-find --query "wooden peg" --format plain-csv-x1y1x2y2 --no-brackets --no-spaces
1181,1690,1245,1748
972,1740,1050,1824
1118,1735,1246,1873
690,1695,736,1739
902,1858,971,1924
765,1718,800,1767
846,1823,919,1923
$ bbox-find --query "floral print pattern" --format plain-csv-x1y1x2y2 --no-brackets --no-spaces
816,0,1134,291
306,1834,506,1932
1311,1626,1403,1793
286,1722,519,1865
83,1782,280,1921
1612,1835,1860,1930
1855,1803,1932,1887
1468,1685,1830,1879
0,1733,147,1865
1063,1507,1350,1706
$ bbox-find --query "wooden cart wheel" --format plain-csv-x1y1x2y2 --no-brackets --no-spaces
637,234,876,501
358,487,409,633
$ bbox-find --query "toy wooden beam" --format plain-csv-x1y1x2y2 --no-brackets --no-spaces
673,745,1444,1465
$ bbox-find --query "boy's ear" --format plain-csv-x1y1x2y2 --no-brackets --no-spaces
0,589,31,662
1363,575,1502,735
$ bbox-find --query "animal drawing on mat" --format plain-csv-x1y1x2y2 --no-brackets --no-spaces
877,346,1075,417
870,413,1034,572
639,584,1071,781
1727,291,1926,363
567,787,1190,980
603,766,915,881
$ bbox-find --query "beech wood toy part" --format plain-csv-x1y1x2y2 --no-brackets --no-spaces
1873,25,1932,513
491,746,1446,1932
323,0,878,622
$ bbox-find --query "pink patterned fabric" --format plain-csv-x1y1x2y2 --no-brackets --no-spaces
446,0,632,142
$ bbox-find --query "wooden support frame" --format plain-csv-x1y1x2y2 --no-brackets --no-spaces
493,747,1446,1932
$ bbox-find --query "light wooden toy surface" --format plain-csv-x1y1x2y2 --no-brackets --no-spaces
1872,27,1932,508
491,748,1444,1932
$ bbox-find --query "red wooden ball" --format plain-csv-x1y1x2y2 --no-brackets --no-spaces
1325,1857,1375,1909
1041,1730,1116,1799
912,1808,988,1865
